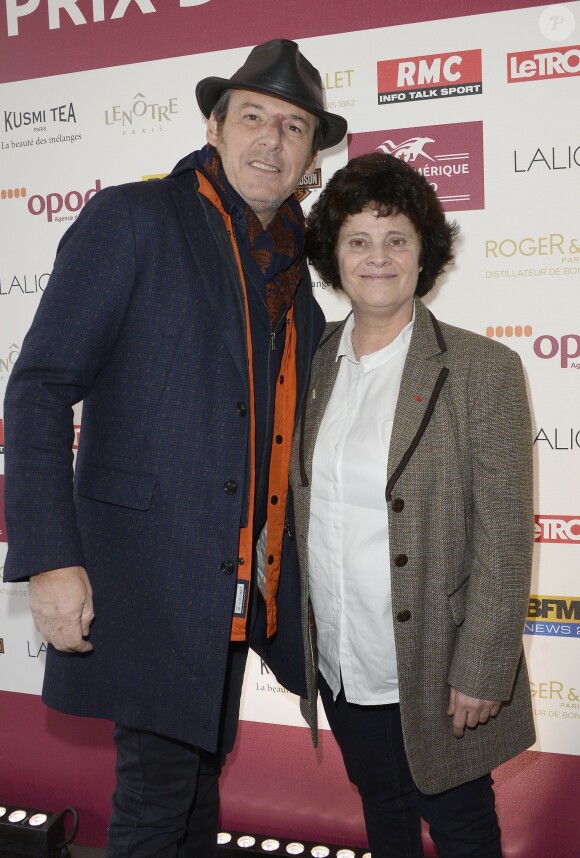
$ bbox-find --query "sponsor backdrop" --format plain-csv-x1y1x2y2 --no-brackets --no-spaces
1,0,579,853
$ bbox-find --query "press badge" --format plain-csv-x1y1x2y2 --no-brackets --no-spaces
234,579,249,618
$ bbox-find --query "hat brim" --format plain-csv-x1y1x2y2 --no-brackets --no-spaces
195,76,347,151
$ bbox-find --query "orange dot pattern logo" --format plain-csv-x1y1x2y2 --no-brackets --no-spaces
0,187,27,200
486,325,533,338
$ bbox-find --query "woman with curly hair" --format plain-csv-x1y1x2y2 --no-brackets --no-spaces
290,152,535,857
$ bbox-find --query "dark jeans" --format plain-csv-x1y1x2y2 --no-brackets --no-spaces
107,643,248,858
319,674,502,858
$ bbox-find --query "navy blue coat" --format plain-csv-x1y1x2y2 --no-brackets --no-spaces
3,153,324,750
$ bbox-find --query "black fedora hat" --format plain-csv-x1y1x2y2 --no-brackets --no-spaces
196,39,347,151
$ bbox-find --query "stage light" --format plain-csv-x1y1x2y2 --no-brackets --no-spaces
0,803,78,857
216,830,372,856
237,835,257,848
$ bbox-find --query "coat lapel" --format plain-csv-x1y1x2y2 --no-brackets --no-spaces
386,299,449,500
171,173,249,384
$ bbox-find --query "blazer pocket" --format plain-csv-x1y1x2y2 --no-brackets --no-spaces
447,575,470,626
76,463,157,510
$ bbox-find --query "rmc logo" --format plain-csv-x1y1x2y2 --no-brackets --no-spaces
378,50,482,104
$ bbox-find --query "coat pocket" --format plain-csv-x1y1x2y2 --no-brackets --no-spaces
447,575,470,626
76,462,157,510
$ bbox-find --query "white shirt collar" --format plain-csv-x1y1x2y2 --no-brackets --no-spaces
336,306,415,371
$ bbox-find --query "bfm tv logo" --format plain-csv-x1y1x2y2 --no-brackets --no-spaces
508,45,580,82
377,50,482,104
486,325,580,369
525,595,580,638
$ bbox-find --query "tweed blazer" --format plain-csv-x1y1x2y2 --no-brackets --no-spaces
3,152,323,751
291,297,535,794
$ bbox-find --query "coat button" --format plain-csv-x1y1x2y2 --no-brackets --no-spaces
397,610,412,622
392,498,405,512
236,402,247,416
220,561,235,575
223,480,238,495
394,554,408,567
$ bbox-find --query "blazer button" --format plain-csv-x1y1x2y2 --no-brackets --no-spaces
394,554,408,567
220,560,235,575
397,610,412,622
392,498,405,512
223,480,238,495
236,402,247,417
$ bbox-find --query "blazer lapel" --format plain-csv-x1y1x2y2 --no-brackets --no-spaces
386,299,449,500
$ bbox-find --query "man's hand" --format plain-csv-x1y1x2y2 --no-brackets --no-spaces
447,687,502,738
29,566,94,653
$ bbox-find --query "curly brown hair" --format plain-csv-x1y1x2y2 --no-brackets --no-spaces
306,152,459,296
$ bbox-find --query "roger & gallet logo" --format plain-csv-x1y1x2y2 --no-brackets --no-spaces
508,45,580,82
104,92,179,134
294,168,322,203
377,50,482,104
348,123,484,212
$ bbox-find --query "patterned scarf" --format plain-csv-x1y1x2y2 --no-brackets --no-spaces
195,144,304,323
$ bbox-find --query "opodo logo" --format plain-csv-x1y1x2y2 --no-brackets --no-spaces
377,50,482,104
535,515,580,543
487,325,580,369
534,333,580,368
348,123,484,212
27,180,102,223
526,596,580,637
508,45,580,82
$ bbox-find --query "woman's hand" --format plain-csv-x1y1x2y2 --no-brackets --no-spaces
447,687,502,738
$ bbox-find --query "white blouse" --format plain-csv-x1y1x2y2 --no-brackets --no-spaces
308,312,414,704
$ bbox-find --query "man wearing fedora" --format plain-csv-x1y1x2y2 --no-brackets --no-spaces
3,40,346,857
